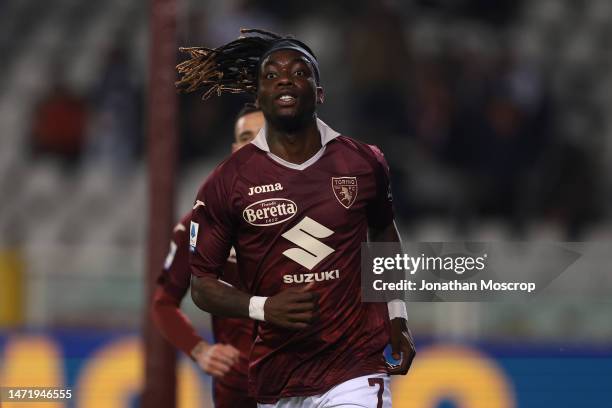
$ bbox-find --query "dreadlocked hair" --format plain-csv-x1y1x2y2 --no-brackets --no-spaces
175,28,283,100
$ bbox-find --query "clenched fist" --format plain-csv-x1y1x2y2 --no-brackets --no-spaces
264,284,319,330
191,341,240,378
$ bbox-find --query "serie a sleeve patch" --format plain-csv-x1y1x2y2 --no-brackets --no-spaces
189,221,199,251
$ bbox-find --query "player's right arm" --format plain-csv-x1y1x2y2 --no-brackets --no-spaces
190,276,250,318
191,275,318,330
152,215,240,377
190,165,318,330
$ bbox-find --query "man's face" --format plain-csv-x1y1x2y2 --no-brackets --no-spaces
256,49,324,129
232,110,265,152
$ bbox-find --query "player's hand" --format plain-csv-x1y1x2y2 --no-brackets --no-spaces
264,283,319,330
387,318,416,375
191,341,240,378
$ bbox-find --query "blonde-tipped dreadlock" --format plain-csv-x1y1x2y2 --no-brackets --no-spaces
175,28,283,100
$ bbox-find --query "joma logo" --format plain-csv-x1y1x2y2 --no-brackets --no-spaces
248,183,283,196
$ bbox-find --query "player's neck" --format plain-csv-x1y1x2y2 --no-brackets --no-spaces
265,117,322,165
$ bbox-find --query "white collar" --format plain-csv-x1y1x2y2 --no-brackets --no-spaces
250,118,340,171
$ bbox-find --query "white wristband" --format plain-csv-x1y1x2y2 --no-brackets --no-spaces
249,296,268,321
387,299,408,320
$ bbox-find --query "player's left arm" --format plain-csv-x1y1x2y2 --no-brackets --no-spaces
368,221,416,375
367,144,416,375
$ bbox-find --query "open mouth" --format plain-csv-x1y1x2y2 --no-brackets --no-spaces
275,94,297,106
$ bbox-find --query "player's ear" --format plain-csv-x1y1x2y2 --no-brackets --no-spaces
316,86,324,105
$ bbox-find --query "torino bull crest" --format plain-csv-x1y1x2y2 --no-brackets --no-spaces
332,177,358,209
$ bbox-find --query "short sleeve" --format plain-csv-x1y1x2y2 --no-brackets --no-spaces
366,145,394,229
190,165,235,279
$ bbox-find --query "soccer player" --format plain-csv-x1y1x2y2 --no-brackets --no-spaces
152,104,264,408
178,29,416,407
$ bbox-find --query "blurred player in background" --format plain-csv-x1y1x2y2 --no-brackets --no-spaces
177,29,415,407
152,103,264,408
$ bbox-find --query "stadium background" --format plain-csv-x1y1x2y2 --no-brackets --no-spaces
1,0,612,406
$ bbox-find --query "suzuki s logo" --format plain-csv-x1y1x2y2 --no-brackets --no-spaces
243,198,297,226
282,217,335,270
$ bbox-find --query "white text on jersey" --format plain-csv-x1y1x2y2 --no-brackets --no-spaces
283,269,340,284
248,183,284,196
243,198,298,226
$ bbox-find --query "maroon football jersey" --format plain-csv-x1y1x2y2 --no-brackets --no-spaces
190,119,393,403
157,211,254,391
